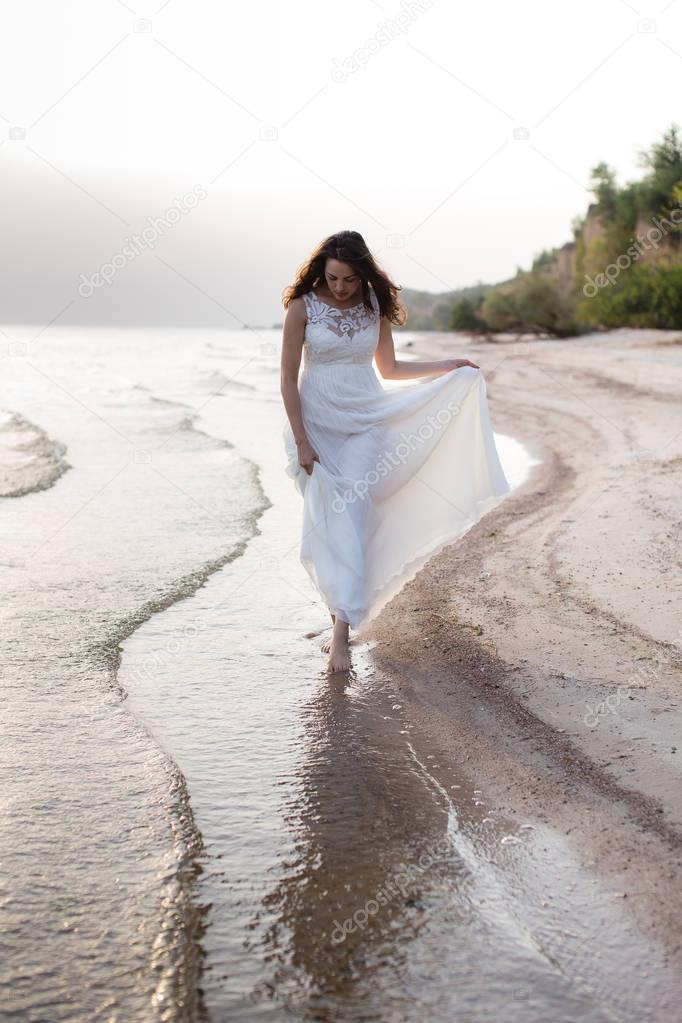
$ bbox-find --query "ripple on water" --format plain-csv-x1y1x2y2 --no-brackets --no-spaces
0,373,270,1021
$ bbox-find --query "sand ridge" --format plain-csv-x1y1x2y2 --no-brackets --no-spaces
363,328,682,959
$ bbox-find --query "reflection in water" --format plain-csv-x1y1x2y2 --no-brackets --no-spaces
219,650,618,1023
255,668,467,1019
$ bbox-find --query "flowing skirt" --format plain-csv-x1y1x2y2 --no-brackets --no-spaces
282,363,510,631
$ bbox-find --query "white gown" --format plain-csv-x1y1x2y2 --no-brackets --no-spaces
282,285,511,631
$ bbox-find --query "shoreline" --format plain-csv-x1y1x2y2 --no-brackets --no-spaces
0,356,273,1022
365,326,682,963
371,325,682,814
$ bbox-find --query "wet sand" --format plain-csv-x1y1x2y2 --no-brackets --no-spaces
6,322,682,1020
117,323,682,1020
364,326,682,990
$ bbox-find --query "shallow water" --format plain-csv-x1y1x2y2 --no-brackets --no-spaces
121,373,679,1022
5,323,673,1021
1,326,271,1020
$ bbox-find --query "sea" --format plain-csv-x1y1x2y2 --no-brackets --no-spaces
4,323,676,1023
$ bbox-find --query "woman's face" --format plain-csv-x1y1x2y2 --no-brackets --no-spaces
324,259,361,301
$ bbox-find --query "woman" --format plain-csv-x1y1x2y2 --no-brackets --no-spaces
280,230,510,673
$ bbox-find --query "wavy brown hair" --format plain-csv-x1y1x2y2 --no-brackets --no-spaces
282,230,407,326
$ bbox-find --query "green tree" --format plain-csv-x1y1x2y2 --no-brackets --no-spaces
590,162,619,220
480,290,521,333
577,264,682,329
531,249,555,272
636,123,682,217
450,298,487,332
515,274,577,336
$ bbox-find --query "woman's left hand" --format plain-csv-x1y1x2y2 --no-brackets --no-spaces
447,358,480,371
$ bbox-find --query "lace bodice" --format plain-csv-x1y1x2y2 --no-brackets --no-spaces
302,288,381,366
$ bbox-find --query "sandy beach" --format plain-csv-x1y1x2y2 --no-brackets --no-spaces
5,322,682,1020
365,326,682,980
6,0,682,1011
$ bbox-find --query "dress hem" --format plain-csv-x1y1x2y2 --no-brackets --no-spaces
352,484,511,634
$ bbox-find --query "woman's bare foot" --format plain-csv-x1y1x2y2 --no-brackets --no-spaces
320,611,336,653
327,619,351,673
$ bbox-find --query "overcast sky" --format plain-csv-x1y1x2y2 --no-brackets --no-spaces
1,0,680,327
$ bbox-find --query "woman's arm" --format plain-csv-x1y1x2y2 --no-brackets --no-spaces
280,298,319,474
374,315,479,380
280,298,308,440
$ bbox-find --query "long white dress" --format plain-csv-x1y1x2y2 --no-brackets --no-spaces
282,285,511,632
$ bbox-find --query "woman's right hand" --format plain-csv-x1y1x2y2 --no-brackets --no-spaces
297,438,320,476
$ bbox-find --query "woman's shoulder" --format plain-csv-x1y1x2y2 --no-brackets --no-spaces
285,294,308,324
288,293,311,310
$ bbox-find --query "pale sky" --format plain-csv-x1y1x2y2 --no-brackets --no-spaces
1,0,680,327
